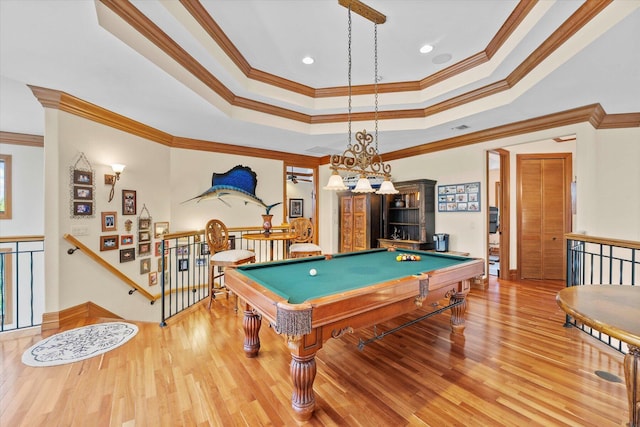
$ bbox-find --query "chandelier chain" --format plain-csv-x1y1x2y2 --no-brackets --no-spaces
374,22,379,153
323,2,397,195
347,6,352,147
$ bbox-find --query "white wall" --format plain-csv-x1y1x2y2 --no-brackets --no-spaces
318,124,639,271
169,149,284,231
7,107,640,321
43,111,285,321
53,112,171,321
592,128,640,241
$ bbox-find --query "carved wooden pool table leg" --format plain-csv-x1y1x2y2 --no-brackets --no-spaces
290,352,317,421
242,308,261,358
449,291,469,334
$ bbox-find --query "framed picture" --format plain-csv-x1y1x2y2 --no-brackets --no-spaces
138,218,151,230
200,242,210,255
73,202,93,216
100,235,119,251
154,221,169,238
196,258,207,267
178,259,189,272
119,247,135,262
437,182,481,212
177,245,189,256
154,241,163,257
139,258,151,274
138,242,151,256
121,234,133,245
73,186,93,200
138,231,151,242
122,189,136,215
73,169,93,185
149,271,158,286
289,198,303,218
101,211,117,232
158,256,168,272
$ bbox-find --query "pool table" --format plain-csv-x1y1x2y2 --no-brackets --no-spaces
224,248,484,421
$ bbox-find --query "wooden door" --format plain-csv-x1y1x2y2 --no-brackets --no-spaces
351,195,369,251
340,195,354,252
339,194,381,252
517,153,572,280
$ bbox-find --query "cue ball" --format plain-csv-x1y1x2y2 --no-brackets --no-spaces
309,268,317,276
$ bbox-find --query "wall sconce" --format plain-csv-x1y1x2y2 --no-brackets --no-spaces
106,163,125,202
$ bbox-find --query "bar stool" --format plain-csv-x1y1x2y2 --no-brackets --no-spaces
289,218,322,258
205,219,255,309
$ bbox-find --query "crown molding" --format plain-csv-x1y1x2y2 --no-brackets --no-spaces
382,104,640,161
27,85,322,165
29,85,174,146
0,131,44,147
507,0,612,86
98,0,618,130
179,0,535,98
26,85,638,167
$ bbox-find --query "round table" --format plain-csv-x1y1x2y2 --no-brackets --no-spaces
556,285,640,427
243,231,297,261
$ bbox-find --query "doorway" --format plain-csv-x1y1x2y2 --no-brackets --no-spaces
486,149,510,279
284,164,318,241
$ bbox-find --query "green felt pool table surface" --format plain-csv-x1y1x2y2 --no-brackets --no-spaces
233,248,472,304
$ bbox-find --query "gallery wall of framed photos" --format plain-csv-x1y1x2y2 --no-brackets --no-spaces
69,152,173,290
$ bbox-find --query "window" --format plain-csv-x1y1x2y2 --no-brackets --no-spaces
0,154,11,219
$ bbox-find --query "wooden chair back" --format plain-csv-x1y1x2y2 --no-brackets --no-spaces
205,219,230,253
290,218,314,243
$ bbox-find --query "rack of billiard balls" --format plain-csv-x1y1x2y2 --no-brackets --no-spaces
395,253,421,262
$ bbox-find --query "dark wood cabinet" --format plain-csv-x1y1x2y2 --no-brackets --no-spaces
338,193,382,252
378,179,436,250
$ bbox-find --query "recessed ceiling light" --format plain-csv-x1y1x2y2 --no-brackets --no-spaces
419,44,433,54
302,56,314,65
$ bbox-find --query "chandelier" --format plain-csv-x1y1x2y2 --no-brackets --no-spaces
324,1,398,195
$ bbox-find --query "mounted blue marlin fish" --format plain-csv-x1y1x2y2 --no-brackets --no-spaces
184,165,282,214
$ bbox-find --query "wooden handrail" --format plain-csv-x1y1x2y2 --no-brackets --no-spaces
63,233,159,303
0,235,45,243
565,233,640,250
162,225,290,241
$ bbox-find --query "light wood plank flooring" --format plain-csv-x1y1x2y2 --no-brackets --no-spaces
0,277,628,426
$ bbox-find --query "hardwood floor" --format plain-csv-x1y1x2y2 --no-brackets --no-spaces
0,277,628,426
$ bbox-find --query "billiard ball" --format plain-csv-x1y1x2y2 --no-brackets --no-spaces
309,268,317,276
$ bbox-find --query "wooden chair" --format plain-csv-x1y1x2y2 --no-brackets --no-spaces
288,218,322,258
205,219,255,309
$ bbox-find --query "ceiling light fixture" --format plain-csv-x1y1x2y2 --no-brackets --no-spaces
302,56,314,65
419,44,434,54
324,1,398,195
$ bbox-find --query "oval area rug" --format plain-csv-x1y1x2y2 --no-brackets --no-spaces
22,322,139,367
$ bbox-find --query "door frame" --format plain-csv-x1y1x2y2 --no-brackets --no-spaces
486,149,510,280
283,163,319,242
